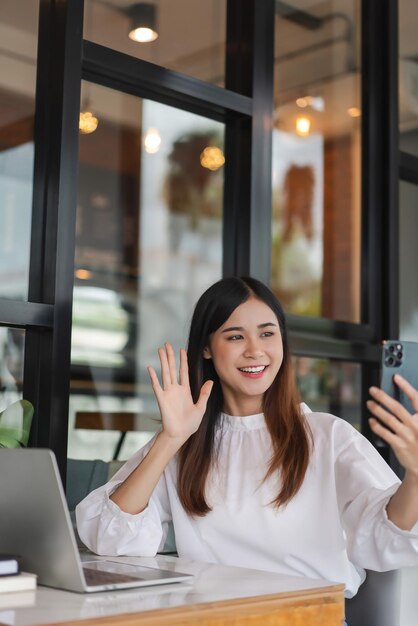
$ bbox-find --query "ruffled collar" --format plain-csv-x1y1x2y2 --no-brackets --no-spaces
219,403,311,432
220,412,266,431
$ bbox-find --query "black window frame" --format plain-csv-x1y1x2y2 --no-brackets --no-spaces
0,0,402,480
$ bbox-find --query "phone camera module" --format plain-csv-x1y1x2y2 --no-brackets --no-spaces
384,343,404,367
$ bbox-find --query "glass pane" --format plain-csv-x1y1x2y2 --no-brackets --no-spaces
399,181,418,340
293,356,361,430
272,0,361,322
399,0,418,154
84,0,226,87
0,327,25,411
0,1,38,300
68,82,224,462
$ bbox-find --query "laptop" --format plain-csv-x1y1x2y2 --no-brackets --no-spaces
0,448,193,593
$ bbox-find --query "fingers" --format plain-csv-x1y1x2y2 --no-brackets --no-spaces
196,380,214,411
366,399,409,436
368,417,399,447
147,366,162,396
158,346,172,389
369,385,412,424
155,343,180,388
368,381,418,461
394,374,418,414
166,343,178,385
179,348,190,387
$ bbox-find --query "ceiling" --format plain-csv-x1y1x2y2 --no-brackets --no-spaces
0,0,417,137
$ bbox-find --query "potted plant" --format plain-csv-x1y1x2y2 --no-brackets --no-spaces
0,400,34,448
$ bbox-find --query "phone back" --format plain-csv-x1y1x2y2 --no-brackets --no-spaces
380,340,418,415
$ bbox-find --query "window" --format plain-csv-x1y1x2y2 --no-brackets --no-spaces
83,0,226,86
399,0,418,155
272,0,361,322
294,356,361,430
0,0,39,300
0,327,25,412
399,180,418,341
0,0,398,477
69,83,224,460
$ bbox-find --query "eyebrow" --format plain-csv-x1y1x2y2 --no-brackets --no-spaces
221,322,277,333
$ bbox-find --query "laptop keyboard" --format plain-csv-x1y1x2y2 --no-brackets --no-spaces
83,567,144,586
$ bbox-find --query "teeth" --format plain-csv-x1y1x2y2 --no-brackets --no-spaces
239,366,266,373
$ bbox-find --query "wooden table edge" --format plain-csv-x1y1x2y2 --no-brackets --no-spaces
39,582,345,626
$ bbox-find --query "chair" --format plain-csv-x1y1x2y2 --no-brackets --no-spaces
74,411,160,460
345,569,401,626
66,458,110,512
66,458,177,554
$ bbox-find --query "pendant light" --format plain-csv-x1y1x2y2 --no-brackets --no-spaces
127,3,158,43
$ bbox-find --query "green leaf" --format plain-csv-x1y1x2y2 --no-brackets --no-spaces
0,400,34,447
0,431,22,448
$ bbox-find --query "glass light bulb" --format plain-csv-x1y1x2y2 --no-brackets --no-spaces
144,128,161,154
129,27,158,42
200,146,225,171
79,111,99,134
295,117,311,137
348,107,361,118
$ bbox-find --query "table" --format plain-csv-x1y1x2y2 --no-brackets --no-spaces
0,555,345,626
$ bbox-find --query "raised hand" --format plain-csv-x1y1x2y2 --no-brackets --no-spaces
148,343,213,446
367,375,418,477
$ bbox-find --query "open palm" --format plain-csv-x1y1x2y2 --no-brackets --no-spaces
148,343,213,445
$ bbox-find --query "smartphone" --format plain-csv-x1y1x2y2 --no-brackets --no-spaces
380,340,418,415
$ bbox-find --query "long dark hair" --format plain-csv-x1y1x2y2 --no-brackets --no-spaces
178,276,312,515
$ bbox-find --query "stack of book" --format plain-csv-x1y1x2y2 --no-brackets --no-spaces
0,555,37,608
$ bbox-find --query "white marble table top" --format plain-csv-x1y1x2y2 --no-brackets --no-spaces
0,554,341,626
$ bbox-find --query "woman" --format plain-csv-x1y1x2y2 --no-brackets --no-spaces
76,276,418,601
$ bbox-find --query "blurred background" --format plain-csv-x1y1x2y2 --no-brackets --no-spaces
0,1,416,462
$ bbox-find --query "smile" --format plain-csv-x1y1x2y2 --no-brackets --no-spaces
238,366,268,377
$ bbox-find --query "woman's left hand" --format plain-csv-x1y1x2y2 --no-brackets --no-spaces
367,375,418,477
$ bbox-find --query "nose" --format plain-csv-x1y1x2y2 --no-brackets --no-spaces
243,338,264,359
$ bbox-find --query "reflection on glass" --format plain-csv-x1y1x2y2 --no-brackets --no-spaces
0,0,38,300
293,356,361,430
400,181,418,341
84,0,226,87
399,0,418,155
69,83,224,461
0,327,25,411
272,0,361,322
272,137,324,316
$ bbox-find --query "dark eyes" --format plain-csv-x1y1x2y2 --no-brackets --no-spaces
226,331,274,341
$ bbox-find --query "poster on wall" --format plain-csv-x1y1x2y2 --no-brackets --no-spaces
271,129,324,317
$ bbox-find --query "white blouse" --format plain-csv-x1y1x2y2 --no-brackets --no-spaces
76,404,418,597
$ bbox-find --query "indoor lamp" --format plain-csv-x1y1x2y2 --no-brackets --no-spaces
128,3,158,42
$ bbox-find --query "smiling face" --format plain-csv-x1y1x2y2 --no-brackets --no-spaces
203,297,284,416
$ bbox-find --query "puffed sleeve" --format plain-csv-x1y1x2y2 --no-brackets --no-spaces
75,435,172,557
335,426,418,571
